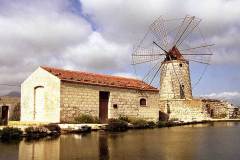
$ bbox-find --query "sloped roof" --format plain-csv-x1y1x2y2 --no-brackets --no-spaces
41,66,158,92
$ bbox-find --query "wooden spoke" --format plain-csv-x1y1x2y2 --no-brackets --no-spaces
180,44,215,51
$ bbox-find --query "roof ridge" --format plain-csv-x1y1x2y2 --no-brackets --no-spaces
41,66,142,82
40,66,158,91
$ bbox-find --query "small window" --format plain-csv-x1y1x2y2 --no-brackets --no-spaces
113,104,118,109
179,63,182,67
140,98,147,106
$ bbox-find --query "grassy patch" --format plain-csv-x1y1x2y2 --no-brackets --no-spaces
74,114,99,124
0,127,23,141
107,118,128,132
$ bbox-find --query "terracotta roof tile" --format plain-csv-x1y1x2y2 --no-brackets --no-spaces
41,66,158,92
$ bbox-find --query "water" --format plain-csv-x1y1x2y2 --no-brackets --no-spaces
1,122,240,160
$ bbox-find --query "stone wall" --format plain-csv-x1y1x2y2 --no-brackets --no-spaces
60,81,161,122
159,60,192,100
202,99,234,119
21,67,61,123
160,99,208,122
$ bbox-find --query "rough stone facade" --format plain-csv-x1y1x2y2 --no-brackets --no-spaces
160,60,192,100
60,81,161,122
0,96,20,122
159,99,208,122
202,99,238,119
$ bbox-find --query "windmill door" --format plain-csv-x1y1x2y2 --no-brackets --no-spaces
34,86,45,121
99,91,109,124
1,106,9,125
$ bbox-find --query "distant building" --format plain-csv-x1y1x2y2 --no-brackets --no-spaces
0,96,20,125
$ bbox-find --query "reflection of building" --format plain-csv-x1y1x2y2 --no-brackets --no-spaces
19,139,60,160
0,96,20,125
18,134,108,160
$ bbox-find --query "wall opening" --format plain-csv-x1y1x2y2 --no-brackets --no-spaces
180,84,185,99
140,98,147,106
99,91,110,123
1,105,9,125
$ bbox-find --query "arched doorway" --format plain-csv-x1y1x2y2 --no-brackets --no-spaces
34,86,45,121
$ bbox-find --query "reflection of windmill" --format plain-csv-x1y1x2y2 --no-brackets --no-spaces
132,15,213,100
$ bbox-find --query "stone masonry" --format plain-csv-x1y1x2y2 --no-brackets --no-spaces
160,60,192,100
60,81,161,122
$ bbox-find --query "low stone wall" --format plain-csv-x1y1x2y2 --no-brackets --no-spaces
160,99,209,122
202,99,238,119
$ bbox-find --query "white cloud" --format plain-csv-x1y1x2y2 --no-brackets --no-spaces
63,32,131,71
0,0,240,96
81,0,240,64
201,91,240,105
112,72,140,80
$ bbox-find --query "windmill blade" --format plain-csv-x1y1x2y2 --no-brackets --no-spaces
132,46,165,65
148,64,162,86
150,16,169,50
187,59,210,64
173,15,201,47
132,54,165,56
181,53,213,55
180,44,215,51
143,61,162,84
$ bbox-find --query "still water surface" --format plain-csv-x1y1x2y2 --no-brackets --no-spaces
1,122,240,160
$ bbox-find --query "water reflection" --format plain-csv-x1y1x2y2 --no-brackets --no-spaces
2,122,240,160
99,131,109,160
19,138,60,160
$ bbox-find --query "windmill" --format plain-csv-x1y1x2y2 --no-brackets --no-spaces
132,15,213,100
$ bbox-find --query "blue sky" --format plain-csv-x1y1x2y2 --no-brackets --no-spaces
0,0,239,104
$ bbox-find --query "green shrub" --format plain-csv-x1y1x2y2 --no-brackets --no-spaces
0,129,2,137
25,126,49,139
118,115,131,123
107,118,128,132
166,121,176,127
157,121,167,128
147,121,156,128
219,113,227,118
43,124,61,132
131,119,148,129
74,114,99,124
0,127,23,140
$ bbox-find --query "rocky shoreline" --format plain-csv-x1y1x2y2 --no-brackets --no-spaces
1,119,240,142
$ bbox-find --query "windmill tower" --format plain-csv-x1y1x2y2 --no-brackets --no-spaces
159,46,192,100
132,16,213,101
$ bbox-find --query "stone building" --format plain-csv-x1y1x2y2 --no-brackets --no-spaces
0,96,20,125
21,65,236,123
21,66,162,123
202,99,239,119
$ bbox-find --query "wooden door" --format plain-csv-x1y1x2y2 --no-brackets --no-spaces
2,106,9,125
34,86,45,121
99,91,109,124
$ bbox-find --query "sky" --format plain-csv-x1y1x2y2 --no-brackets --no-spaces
0,0,239,105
